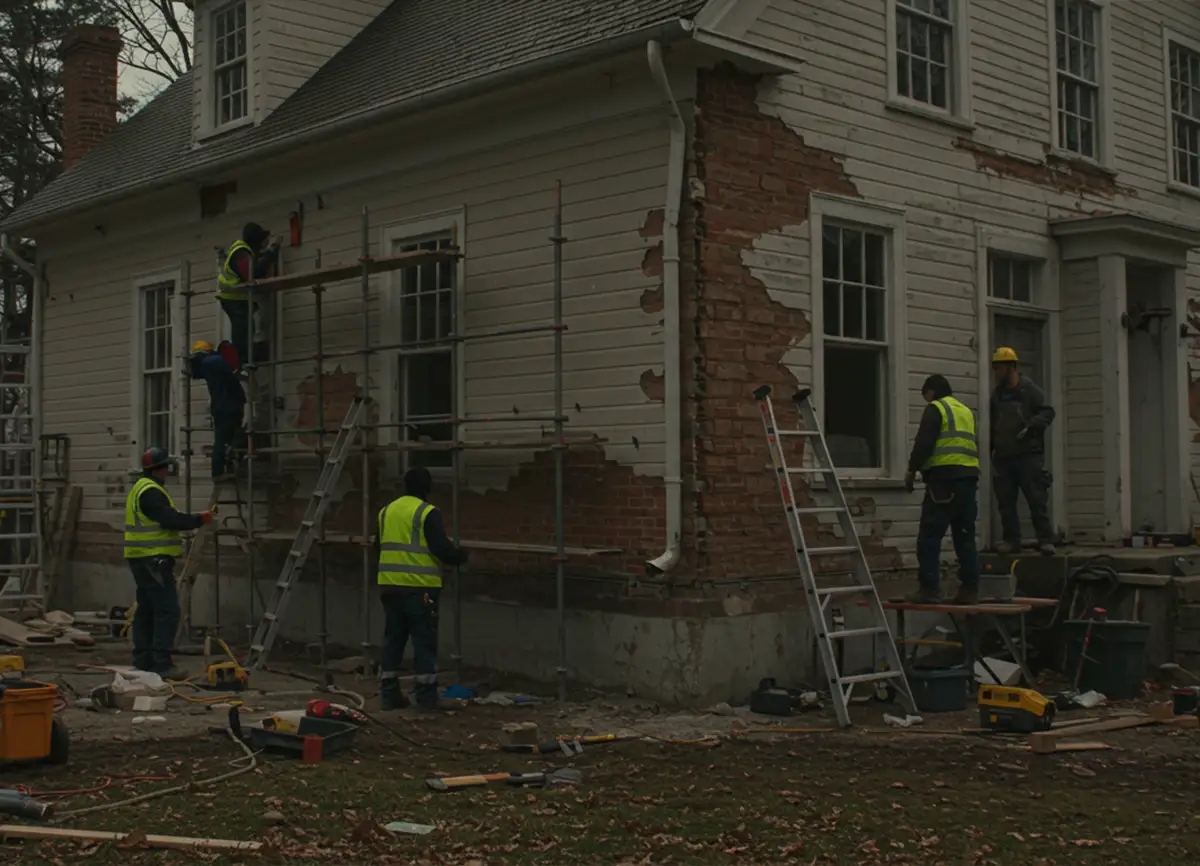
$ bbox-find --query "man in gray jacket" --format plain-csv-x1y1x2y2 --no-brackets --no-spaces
990,347,1056,555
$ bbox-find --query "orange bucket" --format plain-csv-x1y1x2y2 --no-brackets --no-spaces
0,680,57,761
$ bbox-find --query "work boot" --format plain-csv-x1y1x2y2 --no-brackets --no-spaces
1038,542,1057,556
903,589,942,605
950,586,979,605
379,678,409,711
157,665,189,682
994,541,1020,555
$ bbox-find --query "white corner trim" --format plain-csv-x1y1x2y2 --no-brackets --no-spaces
1046,0,1115,169
885,0,974,126
1163,28,1200,192
809,193,909,479
1096,254,1129,541
379,206,467,470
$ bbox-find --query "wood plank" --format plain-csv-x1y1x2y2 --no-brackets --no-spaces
44,485,82,611
0,825,262,852
1030,716,1157,749
246,247,459,293
0,615,59,646
881,600,1034,615
1019,740,1113,753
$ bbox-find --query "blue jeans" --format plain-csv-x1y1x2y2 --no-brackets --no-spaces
211,409,243,477
380,587,440,707
129,556,180,672
916,477,980,594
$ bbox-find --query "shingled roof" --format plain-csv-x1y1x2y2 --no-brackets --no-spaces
4,0,707,231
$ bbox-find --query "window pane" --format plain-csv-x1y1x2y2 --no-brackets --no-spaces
1011,261,1033,303
990,258,1011,299
930,63,947,109
864,234,885,287
912,58,929,103
841,228,862,284
865,288,886,342
824,345,882,469
843,285,864,339
822,226,840,279
823,281,841,336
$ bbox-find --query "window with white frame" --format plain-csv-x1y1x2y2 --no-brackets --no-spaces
140,281,175,453
821,223,890,470
1053,0,1102,159
395,235,456,469
893,0,955,110
1168,39,1200,188
212,1,248,127
988,254,1036,304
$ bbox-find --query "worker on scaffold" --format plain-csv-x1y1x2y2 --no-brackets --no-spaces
375,466,468,711
216,222,280,366
124,448,213,679
189,339,245,483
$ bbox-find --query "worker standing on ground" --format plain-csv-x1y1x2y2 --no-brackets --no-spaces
189,340,245,482
990,347,1057,555
124,448,212,678
375,466,468,711
903,374,980,605
216,222,280,365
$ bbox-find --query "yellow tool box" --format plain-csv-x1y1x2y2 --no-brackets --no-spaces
0,655,25,680
979,685,1055,732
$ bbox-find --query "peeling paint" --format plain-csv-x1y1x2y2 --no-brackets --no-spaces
953,137,1135,199
639,368,665,402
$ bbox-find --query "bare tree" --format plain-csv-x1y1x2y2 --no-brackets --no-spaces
103,0,192,101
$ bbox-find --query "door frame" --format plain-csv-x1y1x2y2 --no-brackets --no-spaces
974,227,1065,548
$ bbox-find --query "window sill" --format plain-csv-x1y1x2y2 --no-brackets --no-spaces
197,116,255,143
813,476,908,491
1046,149,1117,178
885,98,975,132
1167,181,1200,202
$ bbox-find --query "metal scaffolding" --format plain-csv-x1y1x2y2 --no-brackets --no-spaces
178,182,615,700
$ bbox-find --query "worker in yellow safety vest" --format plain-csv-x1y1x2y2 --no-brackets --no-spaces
124,447,213,679
903,375,980,605
375,466,468,710
216,222,280,366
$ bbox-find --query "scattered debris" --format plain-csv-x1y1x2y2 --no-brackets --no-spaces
0,825,262,853
883,713,925,728
384,821,435,836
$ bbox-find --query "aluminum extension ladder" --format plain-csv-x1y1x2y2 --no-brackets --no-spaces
754,385,916,727
0,343,42,618
244,395,367,671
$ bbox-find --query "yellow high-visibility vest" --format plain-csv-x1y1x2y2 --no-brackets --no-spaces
377,496,442,588
124,477,182,559
923,396,980,471
216,240,254,301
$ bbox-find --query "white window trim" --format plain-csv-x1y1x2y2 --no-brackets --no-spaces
1163,27,1200,200
810,194,908,480
973,227,1064,547
200,0,255,138
1046,0,1114,168
885,0,975,130
380,208,466,478
130,271,182,472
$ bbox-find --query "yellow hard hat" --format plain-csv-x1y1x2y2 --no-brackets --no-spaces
992,347,1018,364
192,339,214,353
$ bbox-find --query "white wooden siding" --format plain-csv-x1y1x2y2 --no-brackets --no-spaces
262,0,391,115
736,0,1200,547
40,71,671,548
1061,259,1106,540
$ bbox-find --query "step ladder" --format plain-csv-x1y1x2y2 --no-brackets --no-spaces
244,394,368,671
753,384,916,728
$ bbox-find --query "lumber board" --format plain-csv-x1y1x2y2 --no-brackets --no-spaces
0,824,262,852
1032,716,1156,745
0,615,60,646
246,247,459,293
1019,740,1112,753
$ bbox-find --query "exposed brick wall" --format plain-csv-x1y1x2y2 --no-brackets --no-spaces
684,64,905,581
62,25,122,170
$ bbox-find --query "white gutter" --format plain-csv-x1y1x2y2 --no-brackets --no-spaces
645,41,685,577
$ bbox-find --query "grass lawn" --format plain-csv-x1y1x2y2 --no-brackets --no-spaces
4,706,1199,865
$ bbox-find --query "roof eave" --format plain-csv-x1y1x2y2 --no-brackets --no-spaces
3,17,693,235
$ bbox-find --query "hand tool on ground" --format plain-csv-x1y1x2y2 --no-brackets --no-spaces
306,698,368,726
501,732,635,756
978,685,1055,732
200,636,249,691
426,767,581,792
0,790,53,821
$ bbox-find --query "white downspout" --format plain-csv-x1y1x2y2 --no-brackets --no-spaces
645,41,684,576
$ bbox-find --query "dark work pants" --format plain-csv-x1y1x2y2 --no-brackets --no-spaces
218,297,253,366
211,409,243,477
129,556,180,672
380,587,440,707
993,454,1054,544
916,477,980,594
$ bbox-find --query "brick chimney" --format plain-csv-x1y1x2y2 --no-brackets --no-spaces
62,25,122,170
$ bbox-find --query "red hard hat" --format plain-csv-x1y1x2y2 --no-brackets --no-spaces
141,447,174,471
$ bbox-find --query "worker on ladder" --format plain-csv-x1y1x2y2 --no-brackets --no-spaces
125,448,213,679
903,374,980,605
216,222,280,365
189,340,245,482
376,466,468,711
